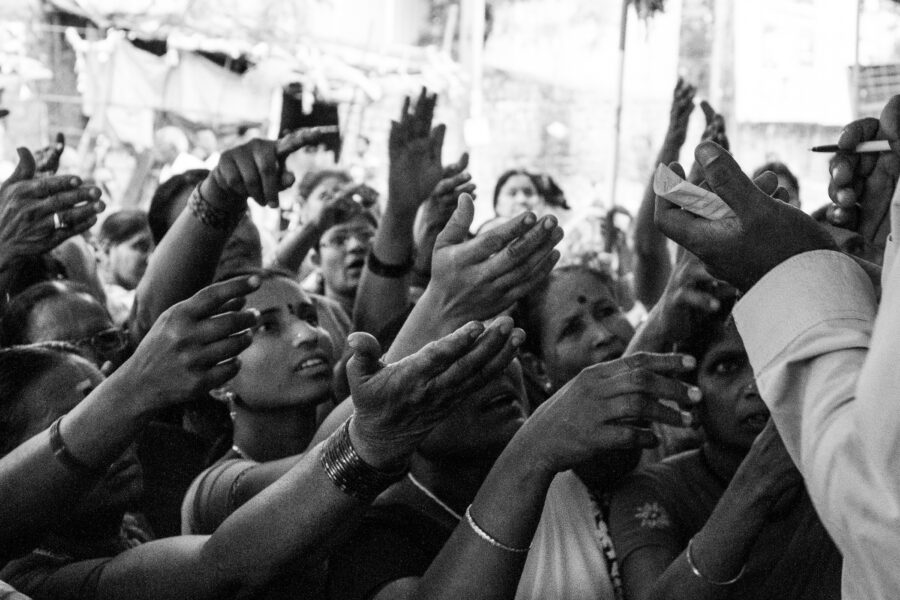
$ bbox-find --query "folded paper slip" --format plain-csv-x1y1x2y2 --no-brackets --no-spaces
653,163,736,220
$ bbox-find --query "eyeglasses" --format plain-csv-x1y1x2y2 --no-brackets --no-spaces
320,230,376,249
70,327,128,358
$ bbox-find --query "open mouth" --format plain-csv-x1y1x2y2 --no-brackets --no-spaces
295,354,329,372
345,257,365,271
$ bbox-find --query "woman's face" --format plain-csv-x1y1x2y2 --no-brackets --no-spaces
106,229,154,290
537,270,634,390
27,293,127,367
226,277,334,408
417,360,528,461
495,174,541,218
18,354,143,517
696,322,769,452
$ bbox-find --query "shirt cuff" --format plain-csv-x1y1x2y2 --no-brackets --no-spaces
734,250,877,370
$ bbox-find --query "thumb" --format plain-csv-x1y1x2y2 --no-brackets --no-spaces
694,141,760,214
5,147,36,185
434,193,475,248
346,332,384,386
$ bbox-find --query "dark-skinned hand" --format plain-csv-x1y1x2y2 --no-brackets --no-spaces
655,141,836,292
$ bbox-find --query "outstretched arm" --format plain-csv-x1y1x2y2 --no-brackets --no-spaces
634,79,696,309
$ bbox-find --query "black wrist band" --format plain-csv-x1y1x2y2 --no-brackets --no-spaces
366,250,414,279
49,417,106,478
320,417,406,502
188,186,245,233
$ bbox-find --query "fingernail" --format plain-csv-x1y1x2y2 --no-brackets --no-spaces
542,216,558,229
523,212,536,225
467,321,482,338
498,319,513,335
511,330,525,347
69,177,81,187
90,187,101,198
95,201,106,213
681,410,694,427
248,308,261,320
709,298,720,311
682,355,696,369
248,275,261,288
688,386,703,403
695,142,720,167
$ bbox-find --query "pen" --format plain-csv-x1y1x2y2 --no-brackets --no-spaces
810,140,892,153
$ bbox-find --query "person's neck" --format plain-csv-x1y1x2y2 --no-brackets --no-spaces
702,441,746,484
408,452,497,519
323,284,356,319
231,401,320,462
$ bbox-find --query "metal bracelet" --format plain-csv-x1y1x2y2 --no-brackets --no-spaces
464,505,531,554
686,537,746,586
187,186,244,233
48,416,106,478
320,417,405,502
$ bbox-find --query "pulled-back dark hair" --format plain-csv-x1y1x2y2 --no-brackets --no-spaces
0,280,102,347
98,210,150,248
514,264,619,359
297,169,352,201
752,161,799,196
0,342,87,456
493,169,570,212
148,169,210,244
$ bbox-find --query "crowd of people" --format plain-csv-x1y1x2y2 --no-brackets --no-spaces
1,68,899,600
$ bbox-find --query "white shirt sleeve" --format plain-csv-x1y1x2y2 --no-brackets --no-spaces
733,249,900,598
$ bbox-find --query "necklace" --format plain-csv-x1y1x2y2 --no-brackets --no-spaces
407,472,462,521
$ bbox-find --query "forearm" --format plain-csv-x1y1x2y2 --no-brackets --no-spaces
634,142,680,308
197,442,367,594
382,289,451,363
269,222,322,273
353,206,414,334
625,307,672,355
131,195,232,341
645,490,769,600
0,372,154,551
411,439,555,600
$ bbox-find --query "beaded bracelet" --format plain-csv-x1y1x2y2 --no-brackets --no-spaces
49,416,106,478
187,186,245,233
320,417,406,502
366,249,414,279
686,537,746,586
464,505,531,554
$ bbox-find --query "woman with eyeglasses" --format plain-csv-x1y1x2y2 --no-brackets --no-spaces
0,280,128,370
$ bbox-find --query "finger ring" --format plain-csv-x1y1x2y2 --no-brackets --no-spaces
52,212,65,230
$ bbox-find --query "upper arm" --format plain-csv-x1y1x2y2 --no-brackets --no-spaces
371,577,420,600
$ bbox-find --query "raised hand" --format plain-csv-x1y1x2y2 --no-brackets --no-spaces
0,148,104,269
516,352,699,473
199,136,306,211
413,152,476,279
426,193,563,325
346,317,523,469
33,133,66,176
655,142,835,292
688,101,729,184
312,184,366,233
826,95,900,263
388,88,446,214
648,248,736,347
665,78,697,150
120,275,261,406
